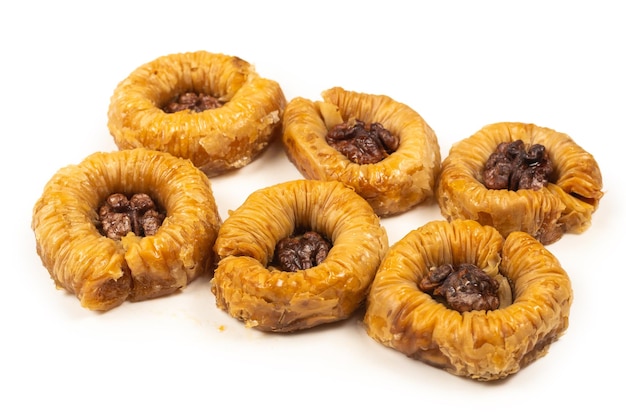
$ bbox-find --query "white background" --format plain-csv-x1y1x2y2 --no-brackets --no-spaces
2,1,623,416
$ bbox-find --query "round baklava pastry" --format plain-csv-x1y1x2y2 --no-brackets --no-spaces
32,148,222,311
281,87,441,217
436,122,604,245
212,179,389,332
107,51,286,177
363,219,573,381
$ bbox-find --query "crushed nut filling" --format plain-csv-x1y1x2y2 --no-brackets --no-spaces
483,139,554,191
162,91,223,113
97,193,166,240
326,119,400,164
419,263,500,312
273,231,332,272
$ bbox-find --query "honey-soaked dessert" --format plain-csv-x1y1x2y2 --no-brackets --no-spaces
212,179,389,332
32,148,221,311
282,87,441,217
108,51,286,177
436,122,604,244
363,219,573,381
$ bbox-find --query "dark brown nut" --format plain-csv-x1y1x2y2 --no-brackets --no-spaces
363,219,572,381
212,179,389,332
436,122,604,244
97,192,165,240
273,231,331,272
162,91,223,113
32,148,222,311
483,139,554,191
326,119,399,164
107,51,286,177
282,87,441,217
419,263,501,312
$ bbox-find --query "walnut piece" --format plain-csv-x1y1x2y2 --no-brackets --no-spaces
162,91,223,113
326,119,399,164
273,231,331,272
483,139,553,191
419,263,500,312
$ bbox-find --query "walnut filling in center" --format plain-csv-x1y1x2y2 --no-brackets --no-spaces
97,193,166,240
272,230,332,272
419,263,500,312
483,139,554,191
326,119,399,164
162,91,224,113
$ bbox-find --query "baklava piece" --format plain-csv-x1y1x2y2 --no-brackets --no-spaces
108,51,286,177
282,87,441,217
436,122,604,244
212,179,389,332
364,219,573,381
32,148,222,311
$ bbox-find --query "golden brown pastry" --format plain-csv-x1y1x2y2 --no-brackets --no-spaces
212,179,389,332
107,51,286,177
363,219,573,381
436,122,604,244
32,148,221,311
281,87,441,217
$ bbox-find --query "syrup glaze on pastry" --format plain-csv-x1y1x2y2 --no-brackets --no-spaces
364,219,573,381
436,122,603,244
108,51,286,177
282,87,441,217
212,179,389,332
32,148,221,311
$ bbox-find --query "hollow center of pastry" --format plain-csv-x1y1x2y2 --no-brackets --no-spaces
161,91,224,113
418,263,500,312
326,118,399,164
271,230,332,272
483,139,554,191
97,193,166,240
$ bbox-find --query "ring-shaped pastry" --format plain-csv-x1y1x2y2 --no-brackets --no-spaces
32,148,222,311
281,87,441,217
107,51,286,177
363,219,573,381
212,179,389,332
436,122,604,244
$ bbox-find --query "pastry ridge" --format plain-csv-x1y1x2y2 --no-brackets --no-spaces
282,87,441,216
363,219,572,381
108,51,286,177
32,148,222,311
212,179,389,332
436,122,603,244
